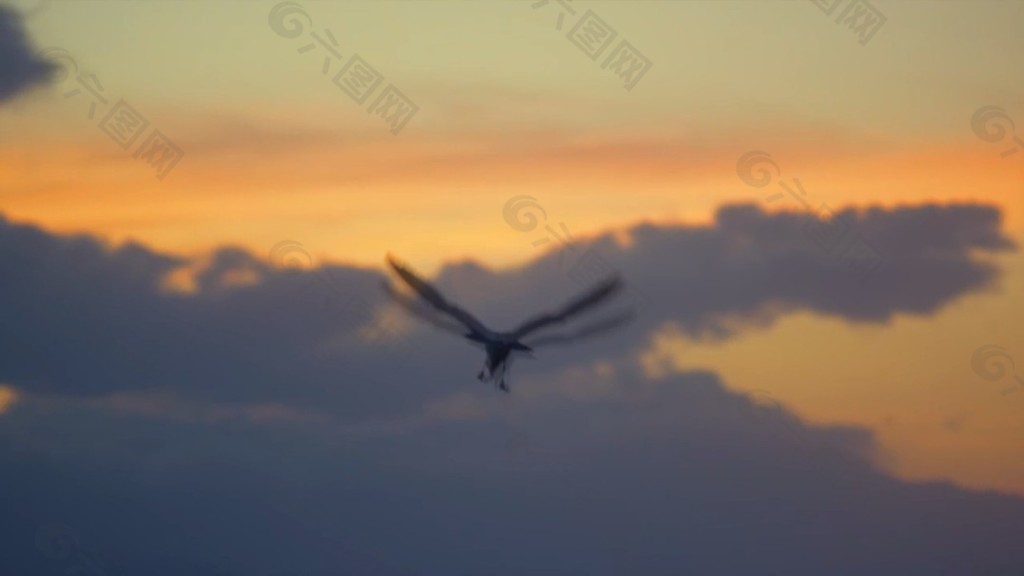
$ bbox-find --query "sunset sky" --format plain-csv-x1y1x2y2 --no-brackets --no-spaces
3,1,1024,574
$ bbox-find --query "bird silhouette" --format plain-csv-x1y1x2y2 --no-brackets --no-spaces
383,254,633,392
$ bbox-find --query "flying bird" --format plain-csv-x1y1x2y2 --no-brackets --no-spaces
383,254,632,392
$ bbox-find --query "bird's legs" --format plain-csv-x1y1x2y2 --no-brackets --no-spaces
478,360,510,392
497,361,510,393
478,346,512,391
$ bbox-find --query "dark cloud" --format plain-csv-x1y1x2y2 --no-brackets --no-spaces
0,3,55,102
1,367,1023,575
0,202,1014,418
0,202,1021,574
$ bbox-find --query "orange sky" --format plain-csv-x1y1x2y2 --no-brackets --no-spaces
2,0,1024,497
3,122,1023,271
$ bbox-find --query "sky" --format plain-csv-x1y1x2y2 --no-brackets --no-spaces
2,1,1024,574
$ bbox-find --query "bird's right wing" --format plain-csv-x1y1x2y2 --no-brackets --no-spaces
510,275,624,339
385,254,491,337
523,309,635,348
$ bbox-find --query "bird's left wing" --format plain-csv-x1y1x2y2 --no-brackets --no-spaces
386,254,491,337
381,280,470,337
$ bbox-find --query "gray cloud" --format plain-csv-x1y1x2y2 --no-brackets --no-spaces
1,365,1023,575
0,202,1014,419
0,202,1021,574
0,3,55,102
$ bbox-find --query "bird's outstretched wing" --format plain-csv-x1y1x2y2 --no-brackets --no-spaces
524,309,634,348
385,254,491,337
510,275,624,339
381,280,469,337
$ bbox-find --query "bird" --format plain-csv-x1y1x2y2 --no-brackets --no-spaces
383,254,633,392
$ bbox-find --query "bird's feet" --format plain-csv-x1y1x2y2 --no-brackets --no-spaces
498,380,509,393
477,370,486,381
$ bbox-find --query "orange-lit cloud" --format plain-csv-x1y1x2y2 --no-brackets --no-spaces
0,385,19,414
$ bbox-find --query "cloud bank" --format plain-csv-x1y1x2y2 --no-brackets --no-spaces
0,202,1020,575
0,202,1013,415
0,4,54,102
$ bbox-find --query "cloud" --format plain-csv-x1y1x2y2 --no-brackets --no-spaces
0,383,17,413
0,202,1021,574
1,365,1023,575
0,4,55,102
0,202,1014,418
